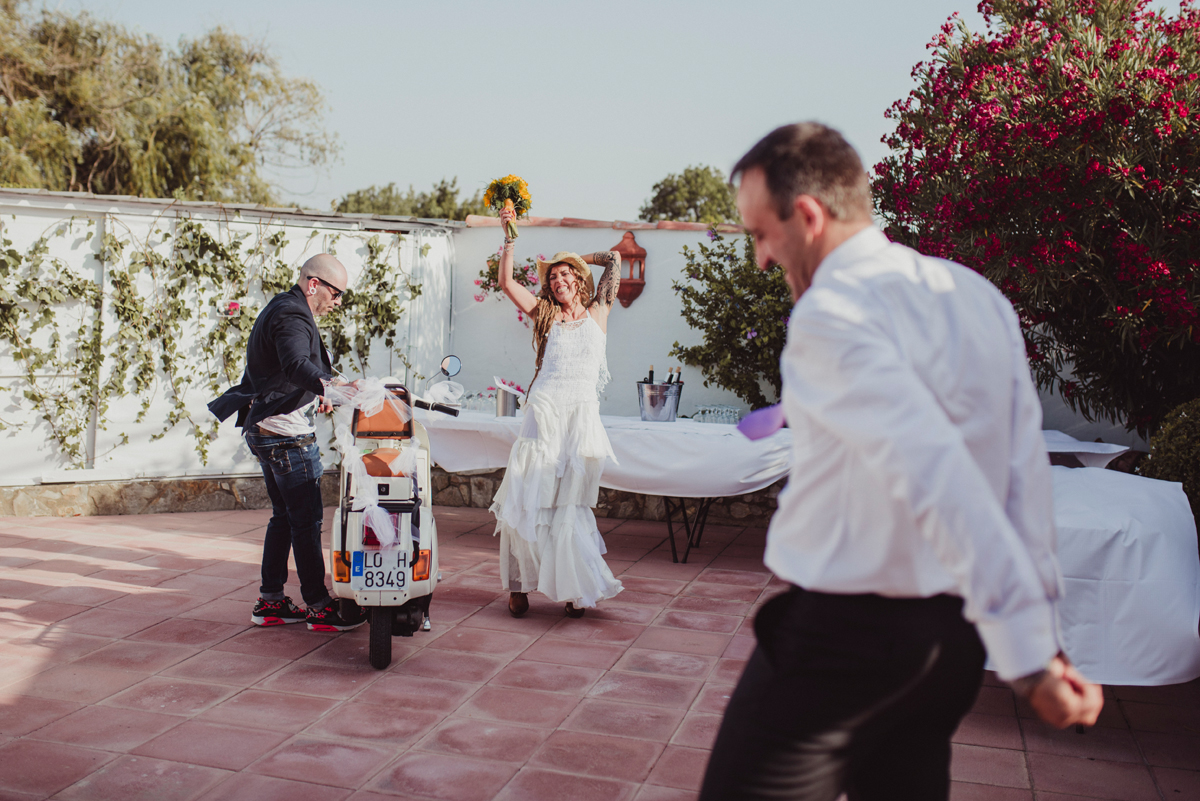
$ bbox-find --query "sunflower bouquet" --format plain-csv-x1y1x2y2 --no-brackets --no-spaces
484,174,531,239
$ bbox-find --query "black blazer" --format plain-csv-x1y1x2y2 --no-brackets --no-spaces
208,285,333,430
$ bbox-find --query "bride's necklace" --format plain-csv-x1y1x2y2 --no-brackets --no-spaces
558,302,587,323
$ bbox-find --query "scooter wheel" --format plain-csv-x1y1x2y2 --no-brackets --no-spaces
368,607,394,670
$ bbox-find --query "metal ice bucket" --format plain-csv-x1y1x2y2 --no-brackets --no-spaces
637,382,682,422
495,390,518,417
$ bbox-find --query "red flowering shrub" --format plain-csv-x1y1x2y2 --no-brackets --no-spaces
874,0,1200,435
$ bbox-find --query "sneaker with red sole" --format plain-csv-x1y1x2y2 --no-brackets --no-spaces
306,602,367,632
251,597,306,626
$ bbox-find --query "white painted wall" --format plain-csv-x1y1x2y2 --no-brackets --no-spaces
0,194,455,487
448,224,752,418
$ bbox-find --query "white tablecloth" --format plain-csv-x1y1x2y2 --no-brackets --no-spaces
418,409,791,498
421,411,1199,685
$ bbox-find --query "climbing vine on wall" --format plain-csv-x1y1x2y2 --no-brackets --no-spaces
0,214,421,467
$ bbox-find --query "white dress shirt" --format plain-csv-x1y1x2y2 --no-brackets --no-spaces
767,226,1062,680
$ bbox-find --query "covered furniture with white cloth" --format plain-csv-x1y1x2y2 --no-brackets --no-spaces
420,411,1200,685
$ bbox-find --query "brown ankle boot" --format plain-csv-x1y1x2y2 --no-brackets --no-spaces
565,602,585,618
508,592,529,618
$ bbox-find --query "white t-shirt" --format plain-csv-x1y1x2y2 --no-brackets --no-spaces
258,399,317,437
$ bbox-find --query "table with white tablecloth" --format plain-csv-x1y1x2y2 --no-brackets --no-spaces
419,411,1200,685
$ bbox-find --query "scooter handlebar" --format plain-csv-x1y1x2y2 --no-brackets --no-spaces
412,398,460,417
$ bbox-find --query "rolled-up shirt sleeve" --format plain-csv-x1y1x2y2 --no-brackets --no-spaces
270,306,330,396
786,295,1059,680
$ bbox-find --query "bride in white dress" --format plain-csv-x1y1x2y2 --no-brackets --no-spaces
489,205,624,618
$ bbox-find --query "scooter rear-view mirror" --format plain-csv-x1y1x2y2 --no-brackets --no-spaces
440,354,461,378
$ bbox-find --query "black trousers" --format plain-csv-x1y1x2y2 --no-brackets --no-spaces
699,587,986,801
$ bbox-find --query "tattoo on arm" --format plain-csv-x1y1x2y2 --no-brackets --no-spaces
592,251,620,306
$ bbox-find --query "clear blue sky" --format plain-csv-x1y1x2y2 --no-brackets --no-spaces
58,0,991,219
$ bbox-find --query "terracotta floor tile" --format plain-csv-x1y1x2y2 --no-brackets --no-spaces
211,625,328,660
671,712,721,749
711,658,747,684
948,783,1032,800
586,602,661,626
1134,730,1200,770
615,591,675,607
19,663,145,703
494,767,638,801
520,638,627,670
949,744,1029,789
696,568,770,587
434,586,503,606
546,617,646,644
54,754,229,801
249,737,392,788
0,600,90,625
633,785,696,801
103,676,238,716
529,729,663,781
133,720,289,770
1121,699,1200,734
0,693,81,735
153,573,245,597
1019,717,1140,762
394,649,509,683
563,699,686,741
417,717,548,762
457,604,561,635
0,739,112,796
588,672,702,710
611,649,716,679
193,560,262,581
28,705,179,750
5,631,112,663
426,626,536,656
127,617,244,648
952,712,1024,750
1026,752,1158,800
160,650,290,686
255,661,383,700
195,773,352,801
367,752,517,801
457,685,580,727
971,685,1018,717
667,595,751,617
632,626,732,657
645,745,710,791
1113,680,1200,708
306,701,442,744
73,640,199,673
692,683,736,715
355,674,478,713
490,660,605,694
1152,766,1200,797
705,555,771,573
654,609,742,635
38,584,129,607
54,607,167,638
617,577,688,597
199,689,337,732
683,582,770,603
621,560,707,582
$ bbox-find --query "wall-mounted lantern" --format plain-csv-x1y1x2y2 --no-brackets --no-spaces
612,231,646,307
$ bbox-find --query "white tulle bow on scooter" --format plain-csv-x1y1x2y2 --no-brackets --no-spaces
324,377,416,551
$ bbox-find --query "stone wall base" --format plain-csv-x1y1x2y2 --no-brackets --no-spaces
2,468,782,526
0,474,340,518
431,466,782,527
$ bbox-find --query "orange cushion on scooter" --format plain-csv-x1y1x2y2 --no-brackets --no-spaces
363,448,405,477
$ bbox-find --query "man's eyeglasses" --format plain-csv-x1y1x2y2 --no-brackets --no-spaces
312,276,345,300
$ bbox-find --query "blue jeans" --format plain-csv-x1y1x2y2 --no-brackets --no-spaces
245,430,331,608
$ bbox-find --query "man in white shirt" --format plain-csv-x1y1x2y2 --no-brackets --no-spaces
698,123,1103,801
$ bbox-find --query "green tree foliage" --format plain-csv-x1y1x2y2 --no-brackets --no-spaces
336,178,491,221
1138,398,1200,547
0,2,336,203
874,0,1200,436
638,165,740,225
670,230,790,409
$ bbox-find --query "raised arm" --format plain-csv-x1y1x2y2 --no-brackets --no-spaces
497,207,538,315
583,250,621,331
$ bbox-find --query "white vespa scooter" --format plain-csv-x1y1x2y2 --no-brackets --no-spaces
328,356,461,669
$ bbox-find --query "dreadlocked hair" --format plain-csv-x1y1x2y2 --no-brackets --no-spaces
529,262,593,390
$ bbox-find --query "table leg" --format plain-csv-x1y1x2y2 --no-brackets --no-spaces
663,497,716,564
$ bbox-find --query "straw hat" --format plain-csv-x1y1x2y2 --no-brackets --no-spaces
536,252,594,300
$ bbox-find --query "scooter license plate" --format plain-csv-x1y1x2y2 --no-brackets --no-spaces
350,549,408,590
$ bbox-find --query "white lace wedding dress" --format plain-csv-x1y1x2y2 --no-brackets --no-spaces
489,315,624,607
